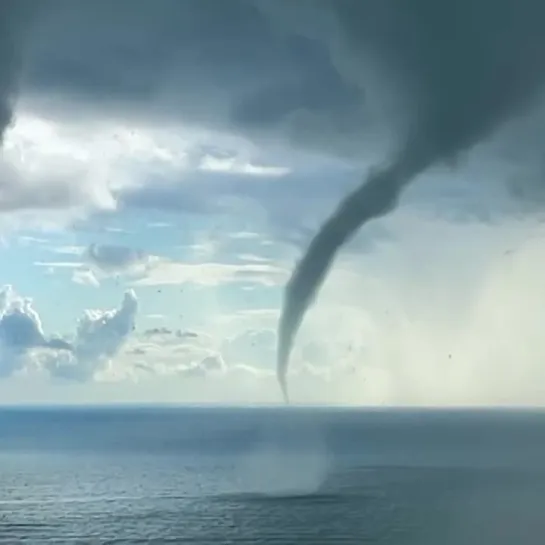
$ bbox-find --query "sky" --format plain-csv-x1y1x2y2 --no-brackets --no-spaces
2,0,545,406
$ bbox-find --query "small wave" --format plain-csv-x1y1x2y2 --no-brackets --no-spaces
211,491,354,503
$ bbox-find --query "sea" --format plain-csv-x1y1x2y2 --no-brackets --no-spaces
0,406,544,544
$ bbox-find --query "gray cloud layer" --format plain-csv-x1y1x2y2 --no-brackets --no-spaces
2,1,544,161
13,0,384,157
0,0,32,142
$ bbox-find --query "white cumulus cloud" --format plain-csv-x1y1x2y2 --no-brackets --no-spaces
45,290,138,382
0,284,71,377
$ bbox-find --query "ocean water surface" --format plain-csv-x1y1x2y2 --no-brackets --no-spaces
0,406,544,544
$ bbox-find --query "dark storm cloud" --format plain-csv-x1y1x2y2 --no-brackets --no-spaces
14,1,545,160
0,6,16,142
19,0,376,157
277,0,545,401
0,0,35,143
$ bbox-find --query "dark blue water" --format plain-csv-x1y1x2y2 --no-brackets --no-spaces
0,406,544,544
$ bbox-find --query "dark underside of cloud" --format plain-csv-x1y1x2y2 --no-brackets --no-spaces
15,0,382,157
2,0,544,166
0,0,29,142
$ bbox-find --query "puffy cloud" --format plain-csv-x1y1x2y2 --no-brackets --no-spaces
0,285,45,349
0,283,332,401
0,115,118,218
0,107,316,241
0,284,71,376
0,110,256,221
45,290,137,381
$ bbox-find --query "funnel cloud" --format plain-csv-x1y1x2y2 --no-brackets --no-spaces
277,0,545,402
